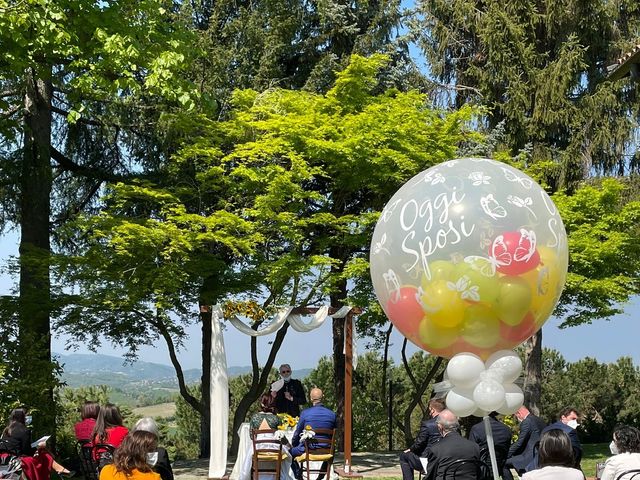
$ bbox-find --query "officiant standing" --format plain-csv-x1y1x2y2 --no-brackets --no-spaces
271,364,306,417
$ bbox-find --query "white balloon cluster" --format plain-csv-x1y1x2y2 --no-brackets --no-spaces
445,350,524,417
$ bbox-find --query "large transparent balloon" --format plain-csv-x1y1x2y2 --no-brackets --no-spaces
370,158,568,359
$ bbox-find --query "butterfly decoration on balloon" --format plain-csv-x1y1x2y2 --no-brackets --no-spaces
370,158,568,416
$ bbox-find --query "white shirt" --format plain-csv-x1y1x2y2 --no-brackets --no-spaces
522,466,584,480
601,452,640,480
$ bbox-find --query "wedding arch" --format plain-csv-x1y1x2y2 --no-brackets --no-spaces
206,304,360,479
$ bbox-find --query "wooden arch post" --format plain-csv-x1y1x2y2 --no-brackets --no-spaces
290,306,363,477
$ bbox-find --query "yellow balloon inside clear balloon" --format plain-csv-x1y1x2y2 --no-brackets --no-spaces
461,304,501,348
522,246,565,327
420,280,466,328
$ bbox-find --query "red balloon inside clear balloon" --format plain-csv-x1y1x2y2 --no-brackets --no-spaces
494,230,540,276
385,286,424,336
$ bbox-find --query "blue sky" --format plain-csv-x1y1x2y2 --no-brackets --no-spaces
1,229,638,370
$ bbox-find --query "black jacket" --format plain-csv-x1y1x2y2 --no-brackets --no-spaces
507,413,546,471
274,378,306,417
468,416,512,470
425,431,481,480
410,416,441,456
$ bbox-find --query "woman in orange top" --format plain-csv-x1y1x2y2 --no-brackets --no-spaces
99,431,160,480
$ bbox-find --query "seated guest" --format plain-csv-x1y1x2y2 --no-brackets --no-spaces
0,408,74,477
75,401,100,443
250,394,283,431
601,425,640,480
92,403,129,449
504,405,546,480
468,411,512,476
399,398,446,480
99,431,160,480
522,430,583,480
241,394,292,480
132,418,174,480
537,407,582,470
290,388,336,480
423,409,480,480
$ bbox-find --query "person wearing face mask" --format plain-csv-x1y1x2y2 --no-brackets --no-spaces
504,405,547,480
539,407,583,470
131,417,173,480
0,408,75,477
99,431,160,480
271,364,306,417
422,409,480,480
600,425,640,480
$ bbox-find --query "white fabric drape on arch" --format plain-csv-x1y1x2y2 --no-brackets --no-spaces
208,304,357,479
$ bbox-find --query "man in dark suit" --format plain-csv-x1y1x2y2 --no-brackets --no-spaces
399,398,446,480
423,409,481,480
272,364,307,417
503,405,546,480
290,388,337,480
539,407,582,469
468,412,512,479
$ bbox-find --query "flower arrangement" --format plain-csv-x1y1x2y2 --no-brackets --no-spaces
277,413,298,429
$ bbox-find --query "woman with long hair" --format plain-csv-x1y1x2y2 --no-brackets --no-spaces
75,401,100,443
1,408,74,476
91,404,129,448
522,429,584,480
99,431,159,480
131,417,173,480
601,425,640,480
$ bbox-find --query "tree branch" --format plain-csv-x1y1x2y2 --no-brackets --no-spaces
152,314,203,415
50,146,128,182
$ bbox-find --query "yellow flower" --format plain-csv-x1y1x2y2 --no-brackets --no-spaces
305,425,312,431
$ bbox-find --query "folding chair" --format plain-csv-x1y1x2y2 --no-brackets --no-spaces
616,469,640,480
251,429,287,480
76,441,99,480
294,428,336,480
91,444,116,474
441,458,491,480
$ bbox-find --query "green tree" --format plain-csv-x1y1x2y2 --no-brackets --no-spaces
0,0,196,437
411,0,640,185
173,384,201,460
57,54,477,454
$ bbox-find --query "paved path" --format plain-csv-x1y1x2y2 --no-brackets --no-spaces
172,451,403,480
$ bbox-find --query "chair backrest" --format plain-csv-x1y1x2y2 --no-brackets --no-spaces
252,429,284,455
303,428,336,456
251,429,284,480
91,443,116,472
616,469,640,480
76,441,99,480
441,458,491,480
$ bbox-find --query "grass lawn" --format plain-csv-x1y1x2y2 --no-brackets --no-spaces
132,402,176,418
581,443,609,478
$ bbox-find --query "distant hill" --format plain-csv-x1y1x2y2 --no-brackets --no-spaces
54,353,312,407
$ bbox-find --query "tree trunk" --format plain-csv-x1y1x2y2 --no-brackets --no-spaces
199,307,212,458
523,329,542,416
330,258,347,452
18,68,54,438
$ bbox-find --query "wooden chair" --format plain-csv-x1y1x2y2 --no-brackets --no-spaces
440,458,491,479
616,470,640,480
294,428,336,480
251,429,287,480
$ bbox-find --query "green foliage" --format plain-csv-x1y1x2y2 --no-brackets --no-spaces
539,349,640,442
173,384,201,460
551,178,640,325
411,0,640,185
